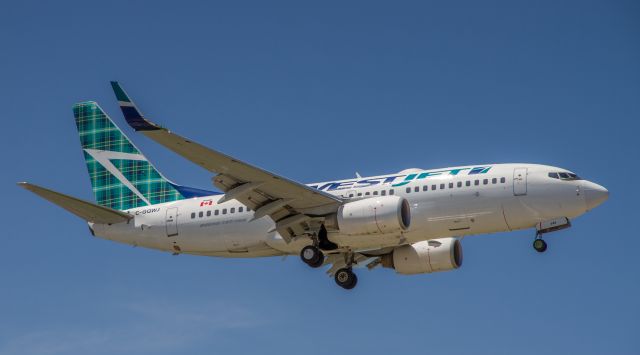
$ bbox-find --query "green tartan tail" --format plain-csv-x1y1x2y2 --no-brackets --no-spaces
73,101,186,210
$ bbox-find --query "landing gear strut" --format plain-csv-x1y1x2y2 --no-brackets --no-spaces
533,233,547,253
334,268,358,290
300,245,324,268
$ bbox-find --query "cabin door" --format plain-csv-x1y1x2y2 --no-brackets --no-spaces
165,207,179,237
513,168,528,196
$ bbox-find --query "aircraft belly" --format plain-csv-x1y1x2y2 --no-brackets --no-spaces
415,195,470,236
329,232,404,250
502,197,538,230
409,189,512,238
176,217,277,254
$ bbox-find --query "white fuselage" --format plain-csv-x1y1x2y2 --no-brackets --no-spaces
91,163,605,257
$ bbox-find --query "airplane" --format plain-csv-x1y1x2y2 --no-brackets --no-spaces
18,82,609,290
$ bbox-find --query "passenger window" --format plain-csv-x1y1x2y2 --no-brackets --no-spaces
483,179,488,185
457,181,462,188
381,190,386,196
500,177,506,183
440,183,445,189
191,212,195,219
474,180,479,186
414,186,419,192
365,192,370,196
423,185,428,191
215,210,219,216
432,184,436,190
492,178,497,184
349,193,354,197
198,211,203,218
389,189,395,195
206,211,211,217
466,180,470,187
357,193,362,196
230,207,235,213
222,209,227,214
373,191,378,195
449,182,453,189
406,187,411,193
239,207,243,212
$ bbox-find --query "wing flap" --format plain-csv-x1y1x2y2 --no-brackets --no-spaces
18,182,133,224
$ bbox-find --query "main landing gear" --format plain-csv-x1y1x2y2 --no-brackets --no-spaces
300,247,359,289
300,245,324,268
533,233,548,253
334,268,358,290
299,224,337,268
299,224,359,290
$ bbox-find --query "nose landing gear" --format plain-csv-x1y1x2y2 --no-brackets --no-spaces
532,217,571,252
533,236,548,253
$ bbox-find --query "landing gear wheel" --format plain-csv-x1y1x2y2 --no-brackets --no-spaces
300,245,324,268
334,268,358,290
533,239,547,253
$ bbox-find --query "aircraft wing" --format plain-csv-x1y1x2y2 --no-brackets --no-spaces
110,82,342,241
18,182,133,224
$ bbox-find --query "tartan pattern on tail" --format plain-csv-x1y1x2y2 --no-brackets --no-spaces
73,102,185,210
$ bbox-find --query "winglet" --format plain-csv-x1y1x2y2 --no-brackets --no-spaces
109,81,161,131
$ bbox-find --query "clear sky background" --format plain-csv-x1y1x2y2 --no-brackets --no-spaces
0,1,638,354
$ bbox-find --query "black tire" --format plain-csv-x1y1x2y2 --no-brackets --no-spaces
300,245,324,268
343,273,358,290
533,239,547,253
335,268,357,289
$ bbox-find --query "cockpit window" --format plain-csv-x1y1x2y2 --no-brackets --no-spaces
548,171,581,181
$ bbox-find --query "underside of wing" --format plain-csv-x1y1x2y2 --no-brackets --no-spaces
110,82,342,240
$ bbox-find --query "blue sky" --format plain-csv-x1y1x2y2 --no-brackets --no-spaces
1,1,638,354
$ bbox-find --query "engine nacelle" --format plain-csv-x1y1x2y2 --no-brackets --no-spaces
336,196,411,235
381,238,463,275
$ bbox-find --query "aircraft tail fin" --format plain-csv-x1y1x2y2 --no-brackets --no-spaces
17,182,132,224
73,101,211,211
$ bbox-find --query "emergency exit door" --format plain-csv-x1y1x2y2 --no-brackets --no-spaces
513,168,528,196
165,207,179,237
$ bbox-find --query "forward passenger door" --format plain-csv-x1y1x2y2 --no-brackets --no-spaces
513,168,528,196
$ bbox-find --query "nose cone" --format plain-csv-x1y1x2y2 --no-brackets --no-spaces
583,181,609,210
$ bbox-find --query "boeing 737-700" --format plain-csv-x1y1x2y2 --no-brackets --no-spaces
18,82,609,289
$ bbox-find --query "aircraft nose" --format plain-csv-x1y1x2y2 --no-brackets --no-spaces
583,181,609,210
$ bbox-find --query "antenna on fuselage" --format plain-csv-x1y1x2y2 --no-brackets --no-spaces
355,172,362,179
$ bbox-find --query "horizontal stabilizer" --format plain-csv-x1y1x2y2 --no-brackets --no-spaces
17,182,133,224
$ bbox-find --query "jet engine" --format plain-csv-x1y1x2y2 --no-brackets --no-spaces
335,196,411,235
381,238,463,274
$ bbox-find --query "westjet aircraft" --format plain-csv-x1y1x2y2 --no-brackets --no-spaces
19,82,609,289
